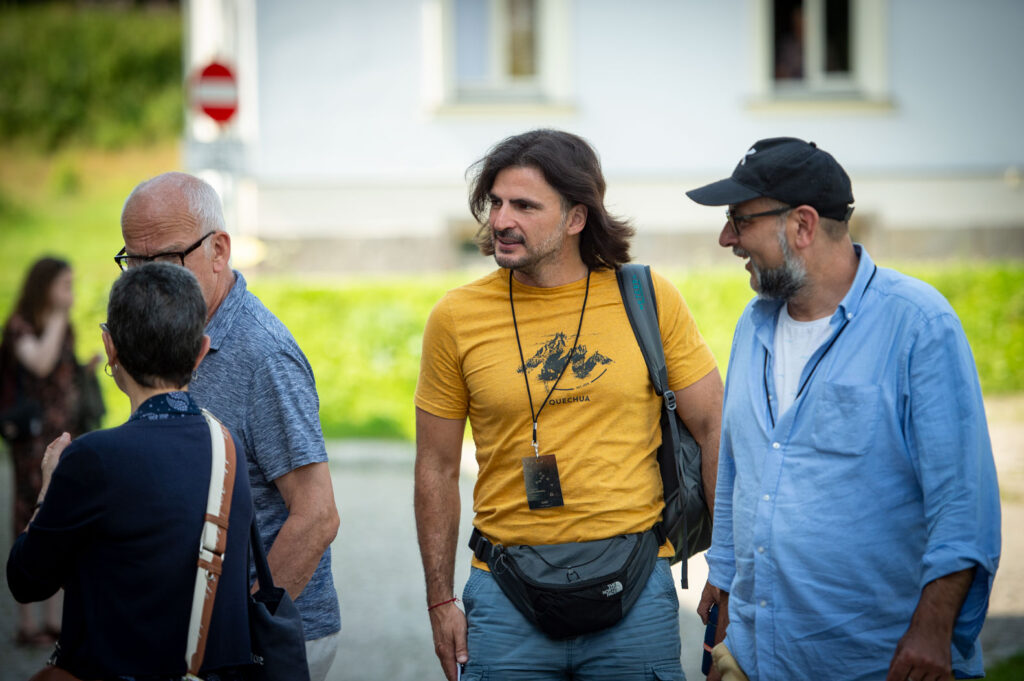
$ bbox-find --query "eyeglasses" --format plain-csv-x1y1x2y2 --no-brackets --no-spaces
114,232,215,271
725,206,791,237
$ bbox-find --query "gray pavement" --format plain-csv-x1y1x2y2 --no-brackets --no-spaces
2,404,1022,680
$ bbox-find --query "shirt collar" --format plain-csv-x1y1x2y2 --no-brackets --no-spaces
835,244,876,321
129,391,202,421
749,243,875,334
205,270,247,351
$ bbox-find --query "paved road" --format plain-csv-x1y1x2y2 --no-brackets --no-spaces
2,400,1022,680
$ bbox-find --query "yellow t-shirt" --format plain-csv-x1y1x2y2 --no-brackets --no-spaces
415,268,716,568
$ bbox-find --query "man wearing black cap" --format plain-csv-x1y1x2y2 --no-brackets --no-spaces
687,138,1001,681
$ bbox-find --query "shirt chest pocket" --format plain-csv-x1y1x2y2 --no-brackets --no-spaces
810,382,882,456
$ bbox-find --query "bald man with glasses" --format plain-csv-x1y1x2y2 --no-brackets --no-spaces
118,172,342,680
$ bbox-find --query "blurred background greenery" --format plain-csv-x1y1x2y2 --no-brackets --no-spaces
2,3,1023,441
3,137,1022,440
0,4,183,150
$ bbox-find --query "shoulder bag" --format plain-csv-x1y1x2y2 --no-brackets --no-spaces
247,513,310,680
73,362,105,434
182,409,239,678
192,410,312,681
1,364,43,444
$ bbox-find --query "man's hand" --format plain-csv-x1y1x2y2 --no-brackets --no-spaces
697,581,718,624
697,581,730,681
885,568,974,681
886,619,953,681
266,461,340,600
429,600,469,681
414,408,467,679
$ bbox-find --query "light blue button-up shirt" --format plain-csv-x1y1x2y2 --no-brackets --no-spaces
707,246,1000,680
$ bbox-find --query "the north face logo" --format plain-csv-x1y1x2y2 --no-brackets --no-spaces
602,581,623,598
740,147,756,165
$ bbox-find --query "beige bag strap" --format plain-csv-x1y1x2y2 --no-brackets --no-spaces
184,409,237,678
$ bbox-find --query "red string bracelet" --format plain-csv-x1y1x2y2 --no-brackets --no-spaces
428,596,459,612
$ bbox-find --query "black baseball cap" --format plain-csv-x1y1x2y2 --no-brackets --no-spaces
686,137,854,221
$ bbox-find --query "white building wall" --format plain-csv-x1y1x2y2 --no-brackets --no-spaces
186,0,1024,265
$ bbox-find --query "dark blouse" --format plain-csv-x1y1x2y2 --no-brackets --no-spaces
6,392,253,679
2,312,79,436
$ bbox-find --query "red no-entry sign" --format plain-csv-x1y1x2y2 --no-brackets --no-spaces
192,61,238,124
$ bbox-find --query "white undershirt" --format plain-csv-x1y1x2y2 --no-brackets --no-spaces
773,305,833,415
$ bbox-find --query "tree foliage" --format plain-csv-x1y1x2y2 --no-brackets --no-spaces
0,4,183,149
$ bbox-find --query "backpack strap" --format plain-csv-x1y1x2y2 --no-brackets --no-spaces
616,264,691,588
617,264,669,397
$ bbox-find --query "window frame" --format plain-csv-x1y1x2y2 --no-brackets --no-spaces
452,0,542,101
749,0,891,109
423,0,574,115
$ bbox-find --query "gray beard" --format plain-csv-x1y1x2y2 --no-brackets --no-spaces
753,227,807,301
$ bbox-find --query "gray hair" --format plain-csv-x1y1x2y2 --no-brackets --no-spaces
107,262,207,389
123,172,226,245
764,196,848,241
181,175,226,236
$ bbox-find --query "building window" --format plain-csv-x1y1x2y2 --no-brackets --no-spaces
773,0,852,90
754,0,888,104
453,0,540,101
422,0,571,111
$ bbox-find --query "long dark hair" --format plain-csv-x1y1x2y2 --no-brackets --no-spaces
1,256,71,374
468,129,634,270
7,257,71,335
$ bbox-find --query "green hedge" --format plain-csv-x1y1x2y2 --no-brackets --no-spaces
0,5,183,149
246,264,1024,440
6,260,1024,441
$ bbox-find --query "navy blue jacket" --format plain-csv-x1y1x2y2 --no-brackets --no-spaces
7,393,253,678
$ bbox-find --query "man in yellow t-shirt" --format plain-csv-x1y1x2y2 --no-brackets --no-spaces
414,129,723,681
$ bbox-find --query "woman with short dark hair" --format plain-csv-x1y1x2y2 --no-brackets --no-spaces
7,263,254,680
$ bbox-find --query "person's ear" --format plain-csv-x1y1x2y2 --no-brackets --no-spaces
566,204,587,236
193,334,211,371
210,231,232,274
101,330,118,368
791,205,819,250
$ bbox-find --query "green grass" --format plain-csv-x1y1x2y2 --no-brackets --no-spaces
2,146,1023,440
986,651,1024,680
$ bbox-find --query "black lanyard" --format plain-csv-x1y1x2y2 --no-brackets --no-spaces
764,265,877,428
510,269,591,457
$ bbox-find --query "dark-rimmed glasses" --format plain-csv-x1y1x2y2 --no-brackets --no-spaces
114,232,215,271
725,206,791,237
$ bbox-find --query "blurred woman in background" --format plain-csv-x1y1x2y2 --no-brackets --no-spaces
0,256,82,646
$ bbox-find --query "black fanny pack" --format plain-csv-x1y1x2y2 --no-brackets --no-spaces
469,527,660,639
